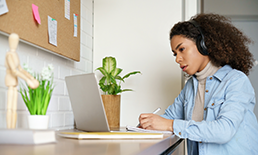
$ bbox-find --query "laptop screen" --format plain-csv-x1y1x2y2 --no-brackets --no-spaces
65,73,110,132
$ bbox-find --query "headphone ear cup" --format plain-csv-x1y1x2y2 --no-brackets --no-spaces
196,35,204,55
196,35,208,55
189,19,209,55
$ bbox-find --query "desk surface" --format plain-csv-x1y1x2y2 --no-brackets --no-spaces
0,129,184,155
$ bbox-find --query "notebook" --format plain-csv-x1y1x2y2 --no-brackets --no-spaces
126,126,173,134
57,131,164,139
65,73,112,132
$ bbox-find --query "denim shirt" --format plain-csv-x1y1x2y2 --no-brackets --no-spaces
161,65,258,155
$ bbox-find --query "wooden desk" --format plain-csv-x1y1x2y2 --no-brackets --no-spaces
0,130,184,155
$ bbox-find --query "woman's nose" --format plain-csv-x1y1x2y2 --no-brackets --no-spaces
175,54,182,64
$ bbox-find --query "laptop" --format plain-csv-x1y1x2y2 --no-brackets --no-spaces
65,73,114,132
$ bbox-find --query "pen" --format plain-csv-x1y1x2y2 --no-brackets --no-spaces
137,107,161,127
152,107,161,114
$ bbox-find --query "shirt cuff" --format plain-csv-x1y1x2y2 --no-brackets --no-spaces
173,119,189,138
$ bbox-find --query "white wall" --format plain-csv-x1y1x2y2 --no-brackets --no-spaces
93,0,182,126
0,0,93,130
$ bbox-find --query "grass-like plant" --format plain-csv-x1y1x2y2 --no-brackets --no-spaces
20,64,55,115
96,56,141,95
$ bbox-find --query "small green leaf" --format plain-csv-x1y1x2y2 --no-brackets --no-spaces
99,76,106,84
115,76,124,82
111,68,122,77
107,84,115,95
114,85,122,94
105,74,111,84
99,83,107,93
123,71,141,79
110,76,117,84
121,89,133,92
103,57,116,74
96,67,108,77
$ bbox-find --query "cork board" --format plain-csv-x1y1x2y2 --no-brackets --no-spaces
0,0,80,61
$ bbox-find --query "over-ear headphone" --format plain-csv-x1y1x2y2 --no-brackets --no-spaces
188,20,209,55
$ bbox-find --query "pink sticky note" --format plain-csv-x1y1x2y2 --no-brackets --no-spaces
32,4,41,24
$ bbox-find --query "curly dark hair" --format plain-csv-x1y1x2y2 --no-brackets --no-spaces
170,13,254,75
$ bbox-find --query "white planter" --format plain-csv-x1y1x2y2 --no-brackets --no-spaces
28,115,49,129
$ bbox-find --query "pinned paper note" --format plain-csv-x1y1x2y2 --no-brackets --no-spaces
73,14,78,37
0,0,8,16
48,16,57,46
65,0,70,20
32,4,41,24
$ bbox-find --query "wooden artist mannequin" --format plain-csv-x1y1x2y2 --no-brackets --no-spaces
5,33,39,129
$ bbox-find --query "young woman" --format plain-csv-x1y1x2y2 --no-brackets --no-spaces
139,13,258,155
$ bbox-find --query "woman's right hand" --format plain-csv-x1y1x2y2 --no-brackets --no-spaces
139,113,174,132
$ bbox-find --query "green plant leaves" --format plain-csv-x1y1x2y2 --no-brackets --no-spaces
96,67,108,77
111,68,122,77
96,56,141,95
122,71,141,80
19,74,54,115
103,57,116,74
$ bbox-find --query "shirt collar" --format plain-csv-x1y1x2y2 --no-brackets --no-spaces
195,61,220,81
213,65,233,81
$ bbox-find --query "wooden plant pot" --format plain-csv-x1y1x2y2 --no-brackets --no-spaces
101,95,121,129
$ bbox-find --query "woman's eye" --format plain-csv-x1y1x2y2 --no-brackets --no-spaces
173,53,177,57
179,47,185,52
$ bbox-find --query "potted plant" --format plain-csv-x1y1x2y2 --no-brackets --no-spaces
20,64,55,129
96,56,141,128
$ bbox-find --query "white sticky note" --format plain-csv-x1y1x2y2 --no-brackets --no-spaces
0,0,8,16
48,16,57,46
73,14,78,37
65,0,70,20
